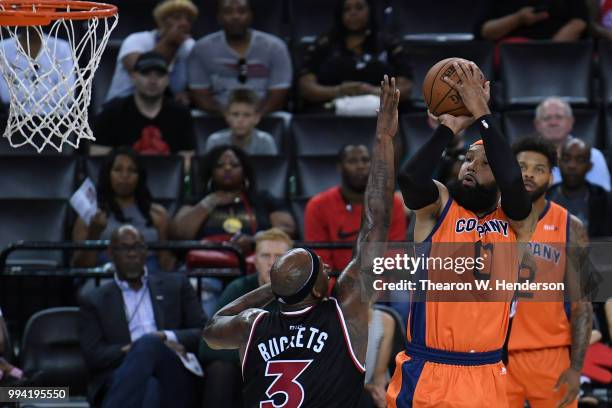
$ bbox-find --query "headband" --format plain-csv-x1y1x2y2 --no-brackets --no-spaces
274,248,320,305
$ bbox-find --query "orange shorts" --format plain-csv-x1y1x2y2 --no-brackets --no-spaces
507,347,577,408
387,350,509,408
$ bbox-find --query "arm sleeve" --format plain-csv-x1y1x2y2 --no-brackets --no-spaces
477,114,531,220
397,124,454,209
304,196,334,266
187,42,211,90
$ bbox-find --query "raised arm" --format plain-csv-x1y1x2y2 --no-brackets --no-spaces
556,215,592,408
202,283,274,351
335,75,398,312
443,61,536,239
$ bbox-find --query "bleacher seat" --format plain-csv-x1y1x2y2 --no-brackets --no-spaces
292,115,377,156
85,155,184,214
402,41,494,107
91,42,120,114
389,0,485,41
19,307,88,396
503,109,600,147
190,155,289,200
500,42,593,107
290,197,309,240
0,156,77,199
296,156,340,198
193,114,286,155
598,40,612,106
0,200,68,267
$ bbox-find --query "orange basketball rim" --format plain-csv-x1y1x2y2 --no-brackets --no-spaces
0,0,117,26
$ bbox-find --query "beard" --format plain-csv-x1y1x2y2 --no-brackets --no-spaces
342,173,367,194
447,178,499,213
527,183,549,203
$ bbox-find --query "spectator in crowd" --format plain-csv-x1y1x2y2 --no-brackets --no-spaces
105,0,197,105
92,52,195,166
72,148,175,273
476,0,588,42
298,0,412,113
171,145,295,250
534,97,611,191
548,138,612,237
0,28,75,115
205,89,277,154
199,228,292,408
188,0,292,115
364,306,395,408
304,144,406,271
0,307,23,385
78,225,205,408
587,0,612,40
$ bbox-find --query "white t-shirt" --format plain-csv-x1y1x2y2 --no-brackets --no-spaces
0,35,75,115
105,30,194,102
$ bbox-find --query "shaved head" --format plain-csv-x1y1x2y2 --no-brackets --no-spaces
270,248,330,306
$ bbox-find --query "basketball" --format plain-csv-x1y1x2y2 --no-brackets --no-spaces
422,57,486,117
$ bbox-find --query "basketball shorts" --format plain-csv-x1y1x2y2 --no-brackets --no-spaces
386,342,509,408
507,346,576,408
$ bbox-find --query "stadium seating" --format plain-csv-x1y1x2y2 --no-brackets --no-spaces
598,40,612,106
0,156,77,200
190,155,289,200
0,200,68,267
287,0,336,44
290,197,309,240
388,0,485,41
192,114,286,155
402,41,494,107
292,115,377,156
503,109,600,147
296,156,340,198
85,155,184,214
500,42,593,108
19,307,88,396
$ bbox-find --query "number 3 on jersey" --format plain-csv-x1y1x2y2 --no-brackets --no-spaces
260,360,313,408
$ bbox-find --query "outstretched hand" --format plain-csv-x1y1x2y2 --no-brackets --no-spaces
376,75,400,138
442,61,491,119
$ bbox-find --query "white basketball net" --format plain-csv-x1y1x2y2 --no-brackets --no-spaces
0,5,117,152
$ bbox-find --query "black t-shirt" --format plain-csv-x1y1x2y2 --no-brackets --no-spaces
195,191,288,239
242,298,366,408
93,96,195,152
474,0,589,40
300,31,413,87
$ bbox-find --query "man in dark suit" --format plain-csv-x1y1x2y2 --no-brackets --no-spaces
78,224,206,408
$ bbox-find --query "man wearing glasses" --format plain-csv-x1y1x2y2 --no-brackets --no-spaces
78,225,206,408
188,0,292,115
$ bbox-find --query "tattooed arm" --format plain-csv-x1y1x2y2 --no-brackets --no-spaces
335,75,398,362
555,215,592,408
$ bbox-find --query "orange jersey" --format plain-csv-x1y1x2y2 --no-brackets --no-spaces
509,201,571,351
407,198,520,352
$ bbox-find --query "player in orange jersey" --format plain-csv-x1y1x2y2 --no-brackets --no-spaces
387,60,538,408
507,137,592,408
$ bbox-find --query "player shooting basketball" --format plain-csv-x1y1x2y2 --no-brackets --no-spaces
387,60,539,407
508,137,592,408
202,75,399,407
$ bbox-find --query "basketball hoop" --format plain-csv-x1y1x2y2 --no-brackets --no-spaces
0,0,118,152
